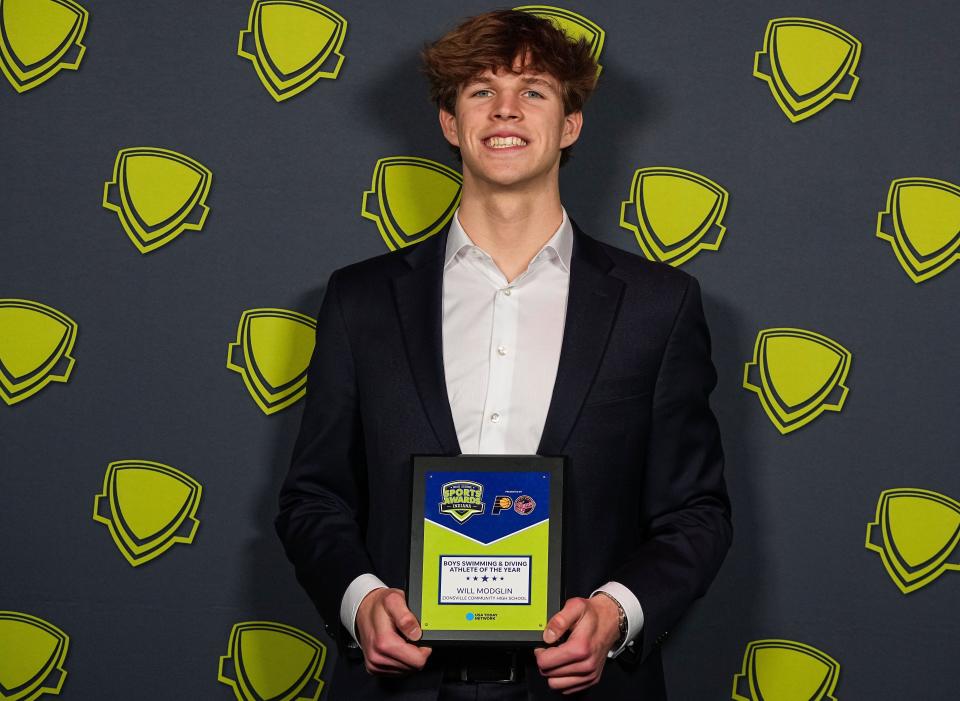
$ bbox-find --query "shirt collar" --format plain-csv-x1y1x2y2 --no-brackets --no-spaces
443,207,573,274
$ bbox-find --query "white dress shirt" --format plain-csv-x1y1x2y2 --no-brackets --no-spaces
341,208,644,657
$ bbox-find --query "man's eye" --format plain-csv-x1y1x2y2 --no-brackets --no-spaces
524,90,544,99
472,89,492,97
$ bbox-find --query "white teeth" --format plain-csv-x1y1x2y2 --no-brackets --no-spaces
485,136,527,148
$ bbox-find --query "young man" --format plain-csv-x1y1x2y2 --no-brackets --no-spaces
276,10,731,700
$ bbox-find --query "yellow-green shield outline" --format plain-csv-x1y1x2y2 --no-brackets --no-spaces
102,146,213,254
876,177,960,283
732,638,839,701
237,0,346,102
753,17,861,123
742,328,851,434
361,156,462,251
0,298,77,406
217,621,326,701
92,459,202,567
0,0,88,93
865,488,960,594
619,166,728,266
226,308,316,415
512,5,604,75
0,610,69,701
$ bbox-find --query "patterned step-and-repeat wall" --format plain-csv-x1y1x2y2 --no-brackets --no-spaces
2,1,958,699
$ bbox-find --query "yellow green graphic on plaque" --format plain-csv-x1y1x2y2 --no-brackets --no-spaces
238,0,346,102
227,308,316,415
619,167,728,266
866,488,960,594
0,0,88,93
93,460,202,567
409,459,564,644
732,639,840,701
753,17,861,123
102,147,213,254
743,328,851,434
362,156,462,250
513,6,604,75
0,299,77,406
876,177,960,283
0,611,69,701
218,621,326,701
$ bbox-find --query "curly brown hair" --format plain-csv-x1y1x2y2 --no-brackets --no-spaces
421,9,599,166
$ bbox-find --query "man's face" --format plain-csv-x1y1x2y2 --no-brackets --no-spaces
438,59,583,190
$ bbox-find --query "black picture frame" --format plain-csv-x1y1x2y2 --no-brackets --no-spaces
407,454,565,646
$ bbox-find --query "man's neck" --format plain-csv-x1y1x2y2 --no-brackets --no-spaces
455,181,565,284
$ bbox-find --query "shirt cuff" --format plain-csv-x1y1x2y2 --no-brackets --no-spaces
591,581,644,658
340,573,388,647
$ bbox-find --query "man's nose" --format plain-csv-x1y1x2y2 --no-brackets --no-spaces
492,92,521,120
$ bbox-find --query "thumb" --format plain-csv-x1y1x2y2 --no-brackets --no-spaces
543,598,586,644
383,590,422,640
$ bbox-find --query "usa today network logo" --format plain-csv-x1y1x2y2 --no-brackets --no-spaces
465,612,498,622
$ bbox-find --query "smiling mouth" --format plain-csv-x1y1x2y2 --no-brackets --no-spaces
484,136,527,148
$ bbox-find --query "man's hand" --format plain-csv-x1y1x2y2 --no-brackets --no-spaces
533,595,621,694
355,587,432,676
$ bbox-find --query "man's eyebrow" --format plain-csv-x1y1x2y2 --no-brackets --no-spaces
521,76,558,91
462,75,558,90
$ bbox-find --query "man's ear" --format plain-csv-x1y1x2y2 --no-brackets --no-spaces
438,109,460,148
560,110,584,149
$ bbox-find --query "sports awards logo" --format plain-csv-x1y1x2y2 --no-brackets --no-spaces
0,299,77,406
218,621,326,701
238,0,346,101
619,167,728,266
732,639,840,701
743,328,851,434
102,147,213,254
866,488,960,594
753,17,861,122
93,460,202,566
362,156,462,250
0,611,69,700
439,481,485,524
876,177,960,283
226,308,317,415
0,0,88,93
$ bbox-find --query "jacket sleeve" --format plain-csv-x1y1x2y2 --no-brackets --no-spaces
611,274,732,664
275,268,375,645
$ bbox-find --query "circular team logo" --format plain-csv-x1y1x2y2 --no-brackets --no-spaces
514,495,536,515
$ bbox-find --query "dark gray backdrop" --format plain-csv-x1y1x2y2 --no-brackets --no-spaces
2,0,958,698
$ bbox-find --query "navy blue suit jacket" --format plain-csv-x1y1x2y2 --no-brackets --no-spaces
276,220,732,699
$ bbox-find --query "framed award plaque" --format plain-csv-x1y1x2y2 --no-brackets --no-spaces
407,454,564,645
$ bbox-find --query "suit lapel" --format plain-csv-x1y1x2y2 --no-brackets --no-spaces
391,219,625,458
537,221,624,455
392,225,463,455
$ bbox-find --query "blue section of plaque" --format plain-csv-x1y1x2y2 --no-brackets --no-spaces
425,470,550,543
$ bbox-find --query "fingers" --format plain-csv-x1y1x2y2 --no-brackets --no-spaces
363,629,431,675
554,675,602,695
382,590,422,641
543,597,587,644
535,597,607,693
360,589,432,675
536,636,602,694
534,621,595,673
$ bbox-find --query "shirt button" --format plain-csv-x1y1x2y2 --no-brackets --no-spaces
497,345,507,356
490,412,501,423
503,288,512,296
